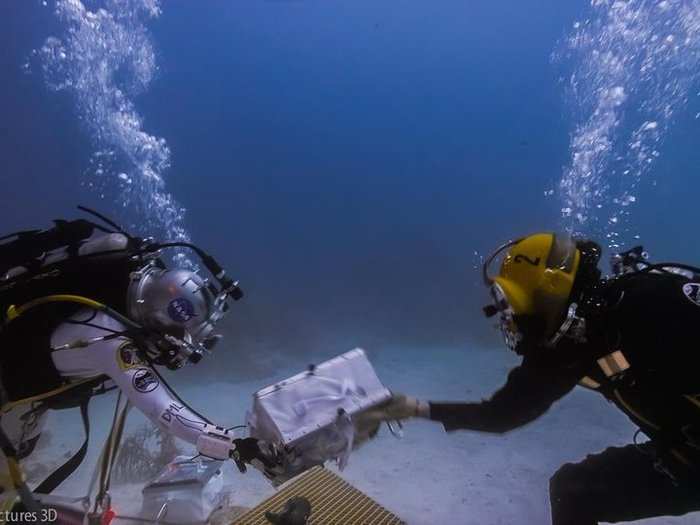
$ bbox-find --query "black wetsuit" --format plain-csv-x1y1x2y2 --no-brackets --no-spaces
429,271,700,525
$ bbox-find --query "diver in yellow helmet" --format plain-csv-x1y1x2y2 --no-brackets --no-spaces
354,233,700,525
480,233,600,355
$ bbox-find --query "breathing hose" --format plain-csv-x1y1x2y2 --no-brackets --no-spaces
5,295,142,332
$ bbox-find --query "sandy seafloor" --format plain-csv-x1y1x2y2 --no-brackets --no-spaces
26,343,700,525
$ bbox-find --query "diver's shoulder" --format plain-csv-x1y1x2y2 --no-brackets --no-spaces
601,269,687,293
50,308,130,347
600,270,700,316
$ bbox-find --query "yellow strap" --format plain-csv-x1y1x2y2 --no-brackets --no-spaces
6,458,24,487
1,377,97,414
0,493,19,519
670,448,692,467
684,394,700,410
597,350,631,378
0,496,17,510
6,294,105,322
578,376,601,390
0,294,112,515
2,295,117,412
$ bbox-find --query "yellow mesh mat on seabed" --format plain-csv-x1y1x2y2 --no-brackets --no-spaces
232,466,404,525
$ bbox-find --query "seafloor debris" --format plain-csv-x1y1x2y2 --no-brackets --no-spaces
113,423,182,483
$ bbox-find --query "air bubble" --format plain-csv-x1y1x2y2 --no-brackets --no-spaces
557,0,700,245
36,0,191,265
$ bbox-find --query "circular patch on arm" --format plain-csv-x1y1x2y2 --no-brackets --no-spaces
682,282,700,306
132,368,160,393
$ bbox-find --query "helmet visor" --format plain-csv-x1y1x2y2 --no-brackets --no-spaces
546,234,577,273
490,282,522,351
482,239,521,286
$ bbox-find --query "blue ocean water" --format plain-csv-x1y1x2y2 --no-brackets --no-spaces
2,1,700,523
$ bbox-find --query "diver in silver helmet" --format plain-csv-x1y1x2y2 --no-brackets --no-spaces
127,265,225,367
0,209,285,513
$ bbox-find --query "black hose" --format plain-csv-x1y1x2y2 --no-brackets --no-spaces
77,205,131,239
145,360,214,426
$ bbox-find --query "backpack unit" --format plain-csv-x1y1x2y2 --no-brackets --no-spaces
0,219,143,324
0,214,149,405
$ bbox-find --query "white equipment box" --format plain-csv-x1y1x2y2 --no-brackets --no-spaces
140,456,224,523
247,348,390,478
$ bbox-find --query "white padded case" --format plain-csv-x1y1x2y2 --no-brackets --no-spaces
247,348,390,474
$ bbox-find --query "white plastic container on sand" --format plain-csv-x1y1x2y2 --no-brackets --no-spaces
247,348,391,478
140,456,224,524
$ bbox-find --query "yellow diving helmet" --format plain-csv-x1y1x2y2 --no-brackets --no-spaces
482,233,582,351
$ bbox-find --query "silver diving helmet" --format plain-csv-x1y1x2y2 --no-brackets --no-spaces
127,265,226,366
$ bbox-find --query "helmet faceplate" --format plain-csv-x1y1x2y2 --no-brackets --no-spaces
128,266,222,347
483,233,581,349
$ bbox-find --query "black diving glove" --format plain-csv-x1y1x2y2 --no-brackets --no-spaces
232,437,286,480
265,497,312,525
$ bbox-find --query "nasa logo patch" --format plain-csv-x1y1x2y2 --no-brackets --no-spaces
132,368,160,393
167,297,196,323
682,283,700,306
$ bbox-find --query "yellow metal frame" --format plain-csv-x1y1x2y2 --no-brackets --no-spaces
234,466,403,525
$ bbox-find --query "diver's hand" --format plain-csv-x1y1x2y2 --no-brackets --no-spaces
364,393,430,422
353,393,429,447
233,438,308,486
379,393,430,420
231,438,284,477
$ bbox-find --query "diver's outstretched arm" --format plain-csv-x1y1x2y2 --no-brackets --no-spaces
428,359,581,433
356,357,582,437
50,310,282,474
